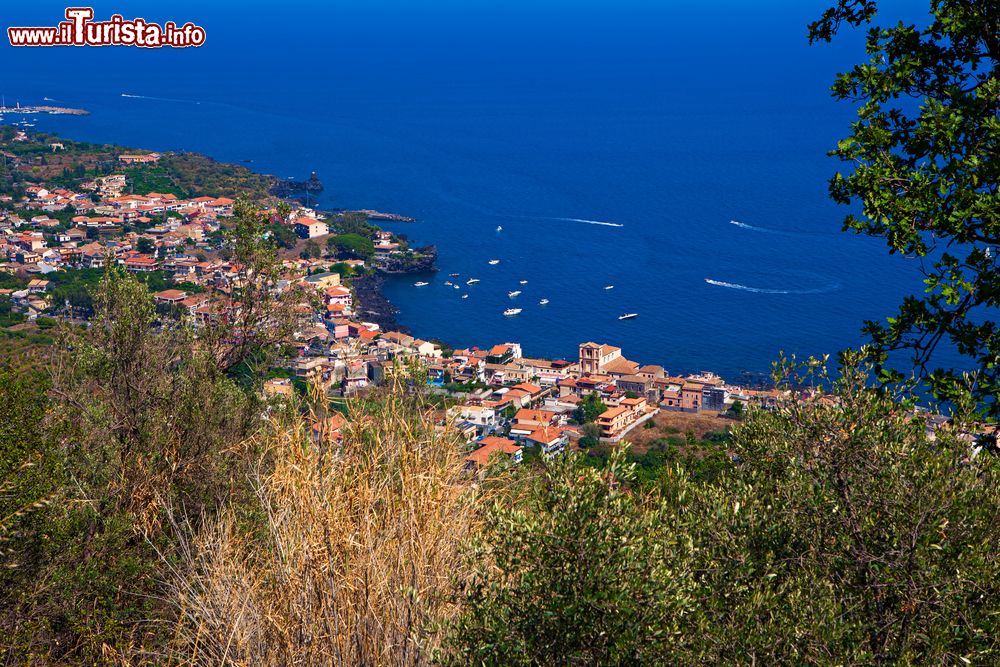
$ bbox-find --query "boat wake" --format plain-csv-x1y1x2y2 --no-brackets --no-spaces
122,93,201,105
729,219,774,232
548,216,624,228
704,278,840,295
728,219,817,237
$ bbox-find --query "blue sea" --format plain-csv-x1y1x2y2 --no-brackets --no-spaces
2,0,942,381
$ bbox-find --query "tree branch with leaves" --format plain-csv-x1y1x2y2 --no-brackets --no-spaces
810,0,1000,417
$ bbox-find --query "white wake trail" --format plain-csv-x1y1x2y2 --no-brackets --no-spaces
550,216,624,228
705,278,839,295
730,219,776,233
122,92,201,104
728,219,822,238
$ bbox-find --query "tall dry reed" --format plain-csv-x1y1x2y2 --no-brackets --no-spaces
167,388,483,666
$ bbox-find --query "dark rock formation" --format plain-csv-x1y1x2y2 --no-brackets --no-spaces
270,171,324,198
352,273,408,333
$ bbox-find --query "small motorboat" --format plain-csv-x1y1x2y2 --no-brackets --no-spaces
466,278,480,285
449,272,460,277
444,281,453,286
462,294,469,299
496,225,503,232
503,308,522,316
453,284,460,289
618,313,638,320
604,284,615,290
508,290,521,298
539,298,549,305
519,280,528,285
414,281,429,287
488,259,500,265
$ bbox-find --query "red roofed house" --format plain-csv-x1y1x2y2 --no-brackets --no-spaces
153,289,188,304
324,285,353,307
512,408,559,429
681,382,705,413
119,153,161,164
510,382,545,403
465,435,522,472
208,197,234,216
521,427,568,457
294,217,329,239
123,255,160,273
311,413,349,446
596,396,651,440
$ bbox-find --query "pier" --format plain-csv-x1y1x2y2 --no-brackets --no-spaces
352,209,416,223
0,104,89,116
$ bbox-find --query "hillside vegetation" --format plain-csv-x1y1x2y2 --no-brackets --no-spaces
2,254,999,664
0,126,274,200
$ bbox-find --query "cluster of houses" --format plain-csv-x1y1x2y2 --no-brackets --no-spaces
0,141,427,304
0,163,345,313
0,181,238,276
262,324,784,474
0,168,786,473
4,157,990,476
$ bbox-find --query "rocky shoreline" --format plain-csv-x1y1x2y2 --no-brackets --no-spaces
264,175,432,335
353,273,408,334
269,171,324,199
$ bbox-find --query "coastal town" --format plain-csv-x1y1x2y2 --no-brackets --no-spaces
1,129,990,473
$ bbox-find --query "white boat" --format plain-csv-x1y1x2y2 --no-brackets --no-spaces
508,290,521,298
539,298,549,305
618,313,638,320
414,281,429,287
496,225,503,232
488,259,500,265
503,308,522,316
453,284,460,289
462,294,469,299
466,278,480,285
449,272,460,277
604,284,615,290
444,281,453,286
519,280,528,285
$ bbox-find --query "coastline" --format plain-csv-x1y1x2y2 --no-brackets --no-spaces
352,273,408,334
0,121,421,338
0,123,788,385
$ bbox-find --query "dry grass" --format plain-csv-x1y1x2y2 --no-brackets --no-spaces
166,387,484,666
624,410,734,453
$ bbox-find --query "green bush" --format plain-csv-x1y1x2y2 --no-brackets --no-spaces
445,361,1000,664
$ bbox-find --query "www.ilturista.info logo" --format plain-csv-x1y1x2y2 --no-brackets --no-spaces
8,8,206,48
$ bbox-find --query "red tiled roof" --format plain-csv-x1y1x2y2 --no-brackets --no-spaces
466,436,521,467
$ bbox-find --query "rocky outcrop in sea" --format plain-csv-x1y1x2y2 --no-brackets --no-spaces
270,171,324,198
